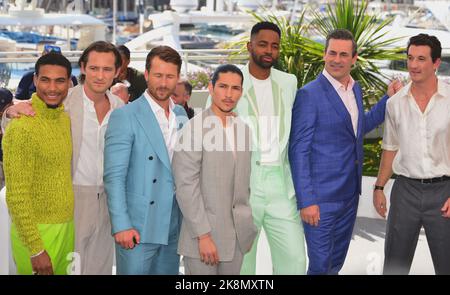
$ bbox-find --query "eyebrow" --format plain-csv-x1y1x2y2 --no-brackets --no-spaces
38,75,68,80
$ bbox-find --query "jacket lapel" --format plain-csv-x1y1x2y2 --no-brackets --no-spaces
353,82,364,139
236,65,259,150
319,73,355,137
133,97,171,172
271,76,290,152
65,85,84,174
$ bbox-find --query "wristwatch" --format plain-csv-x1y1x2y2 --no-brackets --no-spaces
373,185,384,191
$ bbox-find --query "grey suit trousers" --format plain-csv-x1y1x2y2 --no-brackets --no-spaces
384,176,450,275
183,240,244,275
73,185,114,275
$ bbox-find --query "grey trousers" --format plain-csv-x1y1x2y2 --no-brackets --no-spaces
384,176,450,275
184,241,244,275
73,185,114,275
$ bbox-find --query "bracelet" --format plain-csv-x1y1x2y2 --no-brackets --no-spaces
373,185,384,191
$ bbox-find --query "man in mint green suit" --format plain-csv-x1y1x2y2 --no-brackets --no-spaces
208,22,306,274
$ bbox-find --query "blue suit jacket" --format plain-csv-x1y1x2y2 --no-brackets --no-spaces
104,95,188,245
289,73,387,209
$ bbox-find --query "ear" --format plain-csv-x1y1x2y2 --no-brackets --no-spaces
352,54,358,66
246,41,251,52
33,73,38,85
208,82,213,95
80,63,86,75
434,58,441,71
144,69,149,82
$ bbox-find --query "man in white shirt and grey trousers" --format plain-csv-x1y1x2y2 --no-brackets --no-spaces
373,34,450,275
3,41,124,274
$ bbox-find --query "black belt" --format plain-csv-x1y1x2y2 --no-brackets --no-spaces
404,175,450,184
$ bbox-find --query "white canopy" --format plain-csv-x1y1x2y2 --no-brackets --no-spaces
0,13,106,27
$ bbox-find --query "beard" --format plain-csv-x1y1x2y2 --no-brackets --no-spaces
251,51,277,69
45,103,60,109
148,86,172,102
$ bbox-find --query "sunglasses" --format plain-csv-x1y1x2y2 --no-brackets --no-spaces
43,44,62,54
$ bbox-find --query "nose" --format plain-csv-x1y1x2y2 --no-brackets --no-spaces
408,58,417,68
334,55,342,63
225,87,233,98
96,69,106,80
48,80,57,91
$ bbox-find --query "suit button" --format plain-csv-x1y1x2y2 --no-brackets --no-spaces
150,201,155,205
256,161,260,166
153,179,157,183
355,160,359,165
232,205,235,209
149,156,153,160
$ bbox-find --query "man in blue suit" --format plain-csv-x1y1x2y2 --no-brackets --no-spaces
289,29,400,275
104,46,188,275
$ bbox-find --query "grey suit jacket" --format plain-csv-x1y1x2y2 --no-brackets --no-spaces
173,108,257,261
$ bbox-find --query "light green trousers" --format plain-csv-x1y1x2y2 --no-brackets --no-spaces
240,165,306,275
11,220,74,275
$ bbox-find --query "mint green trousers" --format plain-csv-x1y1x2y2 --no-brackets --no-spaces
240,165,306,275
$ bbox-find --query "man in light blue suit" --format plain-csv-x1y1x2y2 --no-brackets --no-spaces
104,46,188,275
289,29,400,275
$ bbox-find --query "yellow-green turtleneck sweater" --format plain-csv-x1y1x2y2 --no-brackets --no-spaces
3,94,74,256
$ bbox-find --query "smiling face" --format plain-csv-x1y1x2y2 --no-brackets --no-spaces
323,38,357,85
209,72,243,114
247,29,280,69
34,64,70,107
80,51,119,96
407,45,440,84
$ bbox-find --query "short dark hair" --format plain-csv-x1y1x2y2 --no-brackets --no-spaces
117,44,131,61
211,64,244,87
325,29,357,57
407,34,442,63
250,21,281,39
35,52,72,78
78,41,122,82
145,46,182,74
0,87,13,112
179,80,192,96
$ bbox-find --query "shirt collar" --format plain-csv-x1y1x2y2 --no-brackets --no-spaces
323,69,355,92
82,86,123,110
402,79,449,100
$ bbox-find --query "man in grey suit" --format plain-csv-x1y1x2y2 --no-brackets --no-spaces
173,64,257,275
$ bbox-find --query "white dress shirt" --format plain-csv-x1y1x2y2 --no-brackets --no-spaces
224,117,236,159
250,75,280,164
73,88,123,188
382,80,450,178
144,91,178,162
323,69,359,135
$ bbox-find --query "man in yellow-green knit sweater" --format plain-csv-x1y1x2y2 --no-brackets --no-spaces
3,53,74,275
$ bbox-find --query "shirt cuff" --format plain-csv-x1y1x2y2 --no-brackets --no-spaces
381,143,399,151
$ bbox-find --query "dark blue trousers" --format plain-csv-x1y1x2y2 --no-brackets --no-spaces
303,196,359,275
